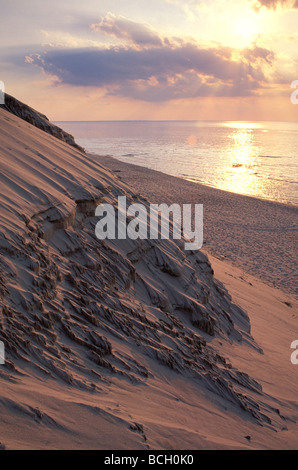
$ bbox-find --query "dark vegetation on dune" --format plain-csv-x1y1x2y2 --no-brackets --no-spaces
0,93,84,153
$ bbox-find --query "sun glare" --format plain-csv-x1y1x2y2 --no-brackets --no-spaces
233,16,259,42
221,122,262,129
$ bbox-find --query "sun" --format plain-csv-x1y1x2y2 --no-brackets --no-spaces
233,15,259,43
208,6,264,48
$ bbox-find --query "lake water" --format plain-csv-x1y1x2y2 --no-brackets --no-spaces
56,120,298,206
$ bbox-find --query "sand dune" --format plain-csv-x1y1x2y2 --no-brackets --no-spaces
0,105,297,449
0,93,84,152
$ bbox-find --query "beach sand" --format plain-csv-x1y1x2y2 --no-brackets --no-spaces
94,155,298,299
0,106,297,450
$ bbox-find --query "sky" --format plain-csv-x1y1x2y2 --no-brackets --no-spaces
1,0,298,120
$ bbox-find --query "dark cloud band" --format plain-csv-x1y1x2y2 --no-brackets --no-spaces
254,0,298,9
29,42,273,102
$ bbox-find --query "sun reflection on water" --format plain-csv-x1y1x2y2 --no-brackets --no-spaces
218,127,270,199
220,121,263,130
61,120,298,205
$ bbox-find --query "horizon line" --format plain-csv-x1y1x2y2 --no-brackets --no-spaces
53,119,298,123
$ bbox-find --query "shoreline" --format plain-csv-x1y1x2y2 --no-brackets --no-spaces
93,154,298,299
183,176,297,209
92,153,298,210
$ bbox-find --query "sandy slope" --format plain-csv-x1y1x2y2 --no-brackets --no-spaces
0,107,297,450
0,93,84,152
95,155,297,298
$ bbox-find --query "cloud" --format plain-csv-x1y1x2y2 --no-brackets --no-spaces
242,45,274,64
165,0,205,21
29,41,274,102
91,13,164,47
253,0,298,9
28,13,276,104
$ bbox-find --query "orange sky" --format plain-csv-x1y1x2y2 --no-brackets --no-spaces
1,0,298,121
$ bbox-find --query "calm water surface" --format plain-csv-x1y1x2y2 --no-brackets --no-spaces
56,121,298,205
